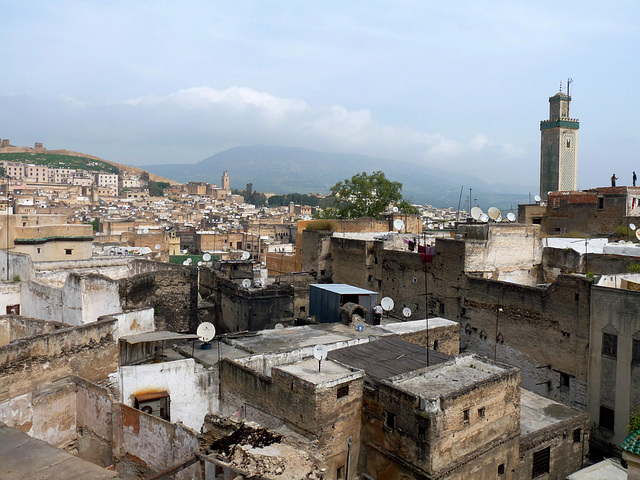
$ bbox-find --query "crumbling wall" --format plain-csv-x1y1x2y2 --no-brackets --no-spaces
76,378,116,468
0,318,118,399
108,307,155,338
0,315,68,346
119,267,198,333
22,279,64,323
114,404,200,480
398,322,460,356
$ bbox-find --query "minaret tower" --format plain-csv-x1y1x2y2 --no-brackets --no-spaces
540,81,579,199
222,170,230,190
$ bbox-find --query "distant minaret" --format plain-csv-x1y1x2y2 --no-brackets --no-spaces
222,170,230,190
540,84,579,199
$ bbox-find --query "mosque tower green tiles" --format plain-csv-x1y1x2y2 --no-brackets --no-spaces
540,83,579,199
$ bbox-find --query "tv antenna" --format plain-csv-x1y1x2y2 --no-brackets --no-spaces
197,322,216,349
203,253,211,261
393,219,405,232
313,344,328,372
402,307,412,319
241,279,252,289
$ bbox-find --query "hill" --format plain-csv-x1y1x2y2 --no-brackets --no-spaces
143,145,535,210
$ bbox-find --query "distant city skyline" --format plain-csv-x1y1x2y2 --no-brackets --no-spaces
1,1,638,190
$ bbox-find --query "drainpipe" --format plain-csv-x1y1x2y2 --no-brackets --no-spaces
346,436,352,480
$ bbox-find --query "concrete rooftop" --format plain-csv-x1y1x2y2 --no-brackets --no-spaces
275,357,362,386
520,389,588,436
566,458,627,480
0,422,119,479
392,355,506,398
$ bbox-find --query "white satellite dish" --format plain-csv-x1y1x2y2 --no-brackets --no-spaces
631,224,637,231
241,279,252,288
182,260,189,265
479,213,489,223
197,322,216,342
470,207,483,220
381,297,394,311
203,253,212,261
636,229,640,242
507,212,516,222
393,219,405,231
198,261,203,266
392,206,399,213
402,307,412,318
186,257,192,264
241,251,250,260
274,323,284,330
155,244,161,250
137,229,142,234
183,249,188,254
313,344,328,361
496,215,502,223
439,224,444,230
488,207,501,221
143,228,149,234
534,195,542,203
427,223,434,230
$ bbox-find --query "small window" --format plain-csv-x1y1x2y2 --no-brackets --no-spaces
573,428,581,443
603,333,618,358
418,425,426,439
566,139,571,148
498,463,505,475
600,406,615,431
575,293,579,301
385,411,395,429
439,302,445,316
598,197,604,209
337,385,349,399
633,339,640,364
560,372,571,388
463,408,470,422
36,247,41,254
65,249,73,255
299,305,306,313
337,466,345,480
532,447,550,477
478,407,486,418
433,340,439,351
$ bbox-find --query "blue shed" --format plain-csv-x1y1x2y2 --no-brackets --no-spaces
309,284,378,324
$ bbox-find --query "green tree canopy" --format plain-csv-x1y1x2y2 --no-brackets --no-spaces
324,171,404,219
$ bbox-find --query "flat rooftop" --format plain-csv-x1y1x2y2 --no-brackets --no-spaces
520,389,588,436
275,358,362,386
391,355,506,398
0,422,119,479
378,317,457,335
566,458,627,480
310,283,377,295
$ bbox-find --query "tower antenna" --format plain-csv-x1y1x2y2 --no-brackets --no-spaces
559,80,562,92
567,78,573,116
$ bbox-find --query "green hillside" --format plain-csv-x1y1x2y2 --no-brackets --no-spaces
0,152,119,174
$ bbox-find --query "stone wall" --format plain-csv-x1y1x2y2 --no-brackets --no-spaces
0,315,68,346
0,318,117,399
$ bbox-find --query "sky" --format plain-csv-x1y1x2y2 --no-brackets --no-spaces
0,1,639,190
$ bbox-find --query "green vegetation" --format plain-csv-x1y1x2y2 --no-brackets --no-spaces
0,152,119,174
629,406,640,434
148,180,170,196
319,171,405,219
86,218,100,232
12,274,20,282
628,263,640,273
305,219,334,231
233,183,267,206
561,231,588,238
268,193,320,207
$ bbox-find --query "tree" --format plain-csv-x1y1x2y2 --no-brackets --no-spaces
0,164,6,178
325,171,403,219
140,171,150,186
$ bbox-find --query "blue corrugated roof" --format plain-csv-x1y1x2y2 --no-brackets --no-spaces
310,284,377,295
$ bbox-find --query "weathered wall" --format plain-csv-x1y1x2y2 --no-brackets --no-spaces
21,278,65,322
119,267,198,333
301,230,333,280
119,358,216,431
0,282,22,319
109,307,155,338
276,272,315,319
0,250,34,283
397,322,460,356
65,273,121,326
0,314,68,346
0,318,118,399
76,378,116,468
114,404,200,480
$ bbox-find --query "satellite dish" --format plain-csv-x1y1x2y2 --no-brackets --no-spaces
507,212,516,222
313,344,328,361
137,229,143,234
534,195,542,203
402,307,412,318
186,257,192,264
427,223,434,230
439,224,444,230
183,249,188,254
182,260,189,265
155,244,161,250
393,219,405,231
381,297,394,311
496,215,502,223
636,229,640,241
392,206,399,213
488,207,501,220
274,323,284,330
241,251,250,260
631,224,637,231
197,322,216,342
241,279,252,288
479,213,489,223
143,228,149,234
198,261,203,266
470,207,483,220
203,253,212,261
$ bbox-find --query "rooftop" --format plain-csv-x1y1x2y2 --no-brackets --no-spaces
310,283,377,295
275,357,362,386
566,458,627,480
520,389,587,436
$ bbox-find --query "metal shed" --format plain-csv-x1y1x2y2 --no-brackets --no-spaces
309,284,378,324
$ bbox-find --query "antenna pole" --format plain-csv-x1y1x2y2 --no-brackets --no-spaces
456,186,464,222
424,230,429,367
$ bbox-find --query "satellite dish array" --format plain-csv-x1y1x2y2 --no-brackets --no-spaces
470,206,516,223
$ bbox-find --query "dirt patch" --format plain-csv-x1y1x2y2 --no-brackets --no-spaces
210,424,282,456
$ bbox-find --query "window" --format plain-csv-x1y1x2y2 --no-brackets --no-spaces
498,463,505,475
478,407,486,418
337,466,345,480
433,340,439,351
633,339,640,364
299,305,306,313
560,372,570,388
439,302,445,316
573,428,581,443
36,248,41,254
566,139,571,148
337,385,349,399
598,197,604,209
463,408,470,422
418,425,426,440
600,406,615,431
385,411,395,429
602,333,618,358
532,447,550,477
65,249,73,255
